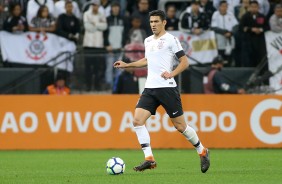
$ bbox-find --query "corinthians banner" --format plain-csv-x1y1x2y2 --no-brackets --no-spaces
0,95,281,150
0,31,76,72
168,30,218,64
265,31,282,94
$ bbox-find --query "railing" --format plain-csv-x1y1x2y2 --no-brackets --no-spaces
0,51,78,94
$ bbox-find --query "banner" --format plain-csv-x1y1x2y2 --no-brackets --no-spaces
169,31,218,64
0,31,76,72
265,31,282,94
0,95,281,150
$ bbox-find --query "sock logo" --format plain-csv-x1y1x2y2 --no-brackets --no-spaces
250,99,282,144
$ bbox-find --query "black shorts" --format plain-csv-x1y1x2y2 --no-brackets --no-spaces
136,87,183,118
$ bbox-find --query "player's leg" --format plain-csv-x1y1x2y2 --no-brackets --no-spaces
133,108,153,160
133,108,157,171
133,89,159,171
158,87,210,173
171,115,204,153
171,115,210,173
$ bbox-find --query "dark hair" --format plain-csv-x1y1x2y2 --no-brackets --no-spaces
36,5,49,18
165,4,176,12
250,0,259,5
212,55,225,64
149,10,166,21
9,3,21,14
275,3,282,9
55,73,66,81
138,0,148,3
219,0,227,6
111,1,120,7
65,0,73,7
131,14,142,21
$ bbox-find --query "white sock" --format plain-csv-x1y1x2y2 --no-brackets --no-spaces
134,125,154,159
182,125,205,154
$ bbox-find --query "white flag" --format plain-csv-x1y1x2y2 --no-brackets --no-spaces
0,31,76,72
168,30,218,64
265,31,282,94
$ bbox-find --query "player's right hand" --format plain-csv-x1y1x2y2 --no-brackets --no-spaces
113,61,126,68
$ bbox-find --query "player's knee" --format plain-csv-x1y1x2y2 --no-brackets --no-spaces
174,125,183,132
172,121,186,132
133,118,144,127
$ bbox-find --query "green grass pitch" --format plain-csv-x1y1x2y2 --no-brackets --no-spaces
0,149,281,184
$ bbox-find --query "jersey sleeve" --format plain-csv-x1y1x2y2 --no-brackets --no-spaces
171,36,185,59
144,38,147,59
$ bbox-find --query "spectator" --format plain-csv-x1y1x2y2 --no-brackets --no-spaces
165,5,179,31
6,0,30,17
104,1,127,89
124,14,146,63
211,0,238,66
43,74,70,95
99,0,112,17
112,59,139,94
26,0,55,25
234,0,250,21
256,0,270,16
127,14,146,44
179,0,210,35
82,0,111,17
29,5,56,34
200,0,215,22
239,0,268,67
234,0,250,67
269,4,282,33
203,56,245,94
266,0,281,20
83,0,107,91
0,0,9,29
126,0,158,15
3,3,28,33
54,0,81,19
131,0,150,36
56,1,80,43
213,0,240,14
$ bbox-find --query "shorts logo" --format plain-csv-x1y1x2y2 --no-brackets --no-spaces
173,111,178,115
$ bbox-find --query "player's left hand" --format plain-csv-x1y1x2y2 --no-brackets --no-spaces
161,71,173,80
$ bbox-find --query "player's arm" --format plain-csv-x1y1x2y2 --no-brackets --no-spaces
113,58,147,68
161,52,189,80
170,55,189,77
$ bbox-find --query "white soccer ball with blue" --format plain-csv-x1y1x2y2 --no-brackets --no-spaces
106,157,125,175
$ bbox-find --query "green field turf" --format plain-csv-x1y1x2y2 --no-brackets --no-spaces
0,149,281,184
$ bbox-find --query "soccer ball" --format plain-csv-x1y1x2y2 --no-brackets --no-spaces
106,157,125,175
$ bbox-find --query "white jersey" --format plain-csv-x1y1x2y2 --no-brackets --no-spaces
144,32,184,88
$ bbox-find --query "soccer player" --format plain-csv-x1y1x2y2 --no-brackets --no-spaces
113,10,210,173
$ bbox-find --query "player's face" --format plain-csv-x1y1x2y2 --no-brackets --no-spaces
150,16,166,35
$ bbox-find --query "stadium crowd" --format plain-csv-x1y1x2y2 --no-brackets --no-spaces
0,0,281,93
